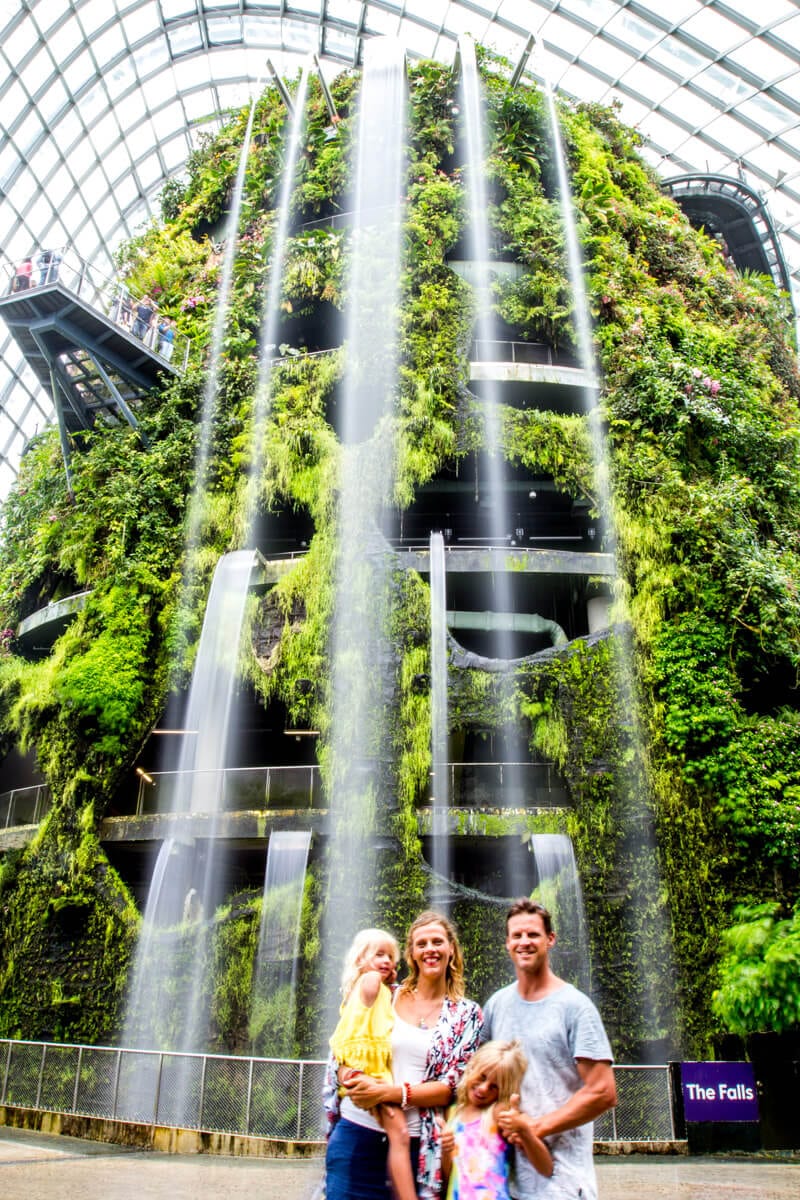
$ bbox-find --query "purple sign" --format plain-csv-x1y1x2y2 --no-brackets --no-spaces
681,1061,759,1122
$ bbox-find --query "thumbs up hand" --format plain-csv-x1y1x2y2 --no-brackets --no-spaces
497,1093,524,1145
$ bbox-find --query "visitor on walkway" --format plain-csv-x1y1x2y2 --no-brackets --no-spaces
37,248,61,284
157,316,175,360
324,910,483,1200
439,1039,553,1199
483,898,616,1200
11,257,32,291
329,929,417,1200
133,294,154,341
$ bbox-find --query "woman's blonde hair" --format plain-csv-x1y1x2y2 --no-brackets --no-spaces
340,927,400,1001
399,910,465,1001
454,1040,528,1132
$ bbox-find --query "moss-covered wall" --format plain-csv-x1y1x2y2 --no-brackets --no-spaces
1,51,799,1060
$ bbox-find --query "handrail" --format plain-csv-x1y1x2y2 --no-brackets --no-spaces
470,339,581,369
0,783,51,829
0,1036,677,1143
135,763,323,816
1,247,192,371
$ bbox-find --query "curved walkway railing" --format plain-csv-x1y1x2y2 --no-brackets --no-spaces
0,1037,677,1144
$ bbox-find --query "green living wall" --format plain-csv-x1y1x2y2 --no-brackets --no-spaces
0,51,799,1058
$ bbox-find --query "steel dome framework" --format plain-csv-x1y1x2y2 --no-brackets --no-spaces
1,0,800,498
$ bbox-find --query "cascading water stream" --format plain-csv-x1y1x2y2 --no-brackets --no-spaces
323,36,407,1028
241,58,312,544
541,61,675,1046
122,550,257,1060
250,830,312,1055
123,65,316,1073
429,532,450,900
541,78,610,537
529,833,589,991
458,35,531,895
183,97,260,571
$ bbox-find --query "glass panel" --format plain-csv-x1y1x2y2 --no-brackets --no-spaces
620,62,676,108
39,78,71,126
557,0,618,26
168,25,204,56
161,0,197,17
606,10,662,54
0,77,27,118
2,16,38,63
207,17,243,46
91,24,127,69
121,6,154,44
556,65,608,105
404,0,448,21
51,14,84,57
679,9,746,50
539,11,595,58
726,38,796,80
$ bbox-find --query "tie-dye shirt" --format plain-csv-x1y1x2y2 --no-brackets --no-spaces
324,994,484,1199
446,1113,513,1200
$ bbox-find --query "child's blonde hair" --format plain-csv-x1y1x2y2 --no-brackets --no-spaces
455,1040,528,1130
340,927,400,1001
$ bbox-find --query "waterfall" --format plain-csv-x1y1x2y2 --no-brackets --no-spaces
429,532,450,901
250,830,311,1055
242,58,312,543
458,35,531,896
542,65,675,1044
323,36,407,1027
122,550,257,1059
529,833,590,991
183,98,259,573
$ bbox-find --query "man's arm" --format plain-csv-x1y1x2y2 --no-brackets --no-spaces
498,1058,616,1142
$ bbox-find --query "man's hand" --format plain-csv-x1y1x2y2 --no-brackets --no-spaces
496,1093,533,1145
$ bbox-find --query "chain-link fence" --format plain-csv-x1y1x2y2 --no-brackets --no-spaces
595,1065,677,1141
0,1038,675,1143
0,1039,326,1141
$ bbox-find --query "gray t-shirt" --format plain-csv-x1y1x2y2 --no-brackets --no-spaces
483,981,613,1200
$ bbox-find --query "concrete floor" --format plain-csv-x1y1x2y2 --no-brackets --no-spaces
0,1125,798,1199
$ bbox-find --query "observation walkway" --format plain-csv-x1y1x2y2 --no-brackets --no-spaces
468,338,598,413
0,249,189,487
663,173,793,300
0,761,572,852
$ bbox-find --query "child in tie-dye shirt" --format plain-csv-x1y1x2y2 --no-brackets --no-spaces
440,1040,552,1200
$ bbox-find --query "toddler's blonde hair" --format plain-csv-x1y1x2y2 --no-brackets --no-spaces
340,927,400,1001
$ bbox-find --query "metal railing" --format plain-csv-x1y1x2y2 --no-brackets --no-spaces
429,762,570,810
1,247,191,370
0,783,52,829
470,339,581,369
0,1038,676,1144
0,1039,325,1142
133,762,569,817
136,765,323,816
595,1064,677,1142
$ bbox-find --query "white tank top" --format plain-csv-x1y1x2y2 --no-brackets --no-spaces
340,999,434,1135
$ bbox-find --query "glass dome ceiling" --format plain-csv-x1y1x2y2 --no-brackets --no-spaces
1,0,800,498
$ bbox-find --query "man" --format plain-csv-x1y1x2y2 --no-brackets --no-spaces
483,898,616,1199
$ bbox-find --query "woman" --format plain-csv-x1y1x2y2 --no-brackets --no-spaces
324,910,483,1200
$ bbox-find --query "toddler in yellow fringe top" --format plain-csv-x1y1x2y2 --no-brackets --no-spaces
330,928,417,1200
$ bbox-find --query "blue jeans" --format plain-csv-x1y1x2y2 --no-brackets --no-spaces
325,1117,420,1200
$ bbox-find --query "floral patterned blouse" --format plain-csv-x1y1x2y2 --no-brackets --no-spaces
323,994,484,1199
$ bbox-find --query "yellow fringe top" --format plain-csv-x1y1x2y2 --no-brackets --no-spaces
329,980,394,1083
